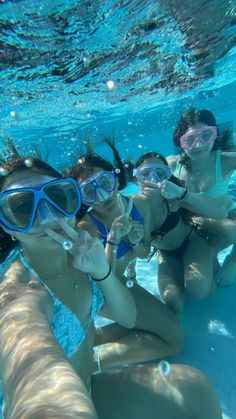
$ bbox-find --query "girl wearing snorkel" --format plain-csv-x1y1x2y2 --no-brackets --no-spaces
168,107,236,286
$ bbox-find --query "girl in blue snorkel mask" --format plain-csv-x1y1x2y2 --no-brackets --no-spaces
68,147,187,369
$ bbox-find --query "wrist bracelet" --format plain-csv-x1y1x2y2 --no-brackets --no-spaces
128,238,142,247
107,240,119,246
128,241,137,247
92,264,112,281
178,188,190,201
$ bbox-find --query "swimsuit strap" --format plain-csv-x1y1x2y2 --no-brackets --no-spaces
151,200,182,239
18,249,104,357
88,212,108,239
18,249,55,299
214,150,224,183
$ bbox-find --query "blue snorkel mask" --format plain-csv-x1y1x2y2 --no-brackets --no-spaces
80,171,117,205
0,177,82,233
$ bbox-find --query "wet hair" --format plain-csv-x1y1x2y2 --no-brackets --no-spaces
173,107,233,170
102,137,127,190
134,151,183,187
67,141,127,190
123,160,135,183
0,140,64,186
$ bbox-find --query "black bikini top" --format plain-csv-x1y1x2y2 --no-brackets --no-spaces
151,200,182,240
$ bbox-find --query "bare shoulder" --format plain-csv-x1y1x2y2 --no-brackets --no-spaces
77,214,100,237
220,151,236,176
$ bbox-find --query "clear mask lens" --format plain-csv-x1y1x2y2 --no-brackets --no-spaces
180,127,217,151
135,164,171,184
80,171,116,204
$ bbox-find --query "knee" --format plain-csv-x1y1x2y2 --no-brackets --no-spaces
185,275,211,300
163,288,184,315
162,290,184,314
170,365,222,419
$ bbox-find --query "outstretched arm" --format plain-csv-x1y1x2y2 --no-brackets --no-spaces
156,180,228,219
0,259,98,419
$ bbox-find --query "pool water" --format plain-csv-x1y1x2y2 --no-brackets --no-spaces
1,1,236,418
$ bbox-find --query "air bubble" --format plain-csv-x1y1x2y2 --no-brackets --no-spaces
24,158,33,168
10,111,19,120
63,241,73,251
106,80,115,90
126,279,134,288
157,360,171,377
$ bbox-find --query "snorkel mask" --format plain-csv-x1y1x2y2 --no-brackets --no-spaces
179,126,217,151
80,171,117,205
133,163,171,185
0,176,82,232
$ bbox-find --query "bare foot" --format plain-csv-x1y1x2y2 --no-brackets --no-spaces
214,254,236,286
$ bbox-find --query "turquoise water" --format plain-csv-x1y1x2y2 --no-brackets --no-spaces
1,1,236,418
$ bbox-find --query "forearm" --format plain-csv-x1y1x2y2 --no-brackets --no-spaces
0,301,97,419
105,241,118,272
182,191,228,219
131,240,150,259
95,269,137,329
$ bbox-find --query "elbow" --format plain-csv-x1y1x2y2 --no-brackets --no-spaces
119,304,137,329
214,207,228,219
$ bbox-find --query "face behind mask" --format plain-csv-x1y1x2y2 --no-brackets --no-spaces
94,188,112,203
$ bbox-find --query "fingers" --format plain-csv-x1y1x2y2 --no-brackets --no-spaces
45,227,70,247
144,180,159,189
58,219,79,241
117,194,125,214
125,198,133,217
130,221,143,230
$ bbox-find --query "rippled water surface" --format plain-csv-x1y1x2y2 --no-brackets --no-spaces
0,0,236,156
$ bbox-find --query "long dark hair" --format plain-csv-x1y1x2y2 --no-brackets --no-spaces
173,107,233,170
102,137,127,190
134,151,184,187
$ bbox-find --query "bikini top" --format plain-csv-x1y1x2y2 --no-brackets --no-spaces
151,200,182,240
1,247,104,358
176,150,229,198
88,197,144,259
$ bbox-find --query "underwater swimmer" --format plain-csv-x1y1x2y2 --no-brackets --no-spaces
68,150,185,370
169,107,236,285
133,151,226,314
